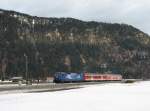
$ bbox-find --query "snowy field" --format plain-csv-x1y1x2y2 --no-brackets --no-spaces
0,81,150,111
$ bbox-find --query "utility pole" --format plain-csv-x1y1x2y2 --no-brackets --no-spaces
24,54,28,84
1,56,7,81
32,19,41,82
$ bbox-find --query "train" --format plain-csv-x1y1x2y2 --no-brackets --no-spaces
53,72,122,83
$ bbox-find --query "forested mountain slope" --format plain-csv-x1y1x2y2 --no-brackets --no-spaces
0,9,150,79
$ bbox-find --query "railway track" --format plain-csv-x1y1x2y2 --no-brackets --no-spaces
0,81,123,94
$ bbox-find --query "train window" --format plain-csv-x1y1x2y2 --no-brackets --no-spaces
94,76,101,79
99,76,102,79
103,76,107,79
85,76,91,79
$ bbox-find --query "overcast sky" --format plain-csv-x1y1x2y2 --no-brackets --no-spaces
0,0,150,35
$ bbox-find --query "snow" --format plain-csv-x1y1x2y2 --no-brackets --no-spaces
0,81,150,111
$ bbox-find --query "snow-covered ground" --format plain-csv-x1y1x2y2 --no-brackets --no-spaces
0,81,150,111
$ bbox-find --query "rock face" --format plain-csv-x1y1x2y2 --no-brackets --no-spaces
0,9,150,79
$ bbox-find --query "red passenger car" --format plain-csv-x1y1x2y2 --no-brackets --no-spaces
84,73,122,81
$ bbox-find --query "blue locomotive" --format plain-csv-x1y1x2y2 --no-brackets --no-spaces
53,72,84,83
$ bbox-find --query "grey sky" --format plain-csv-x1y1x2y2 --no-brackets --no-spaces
0,0,150,35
